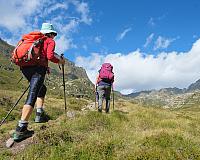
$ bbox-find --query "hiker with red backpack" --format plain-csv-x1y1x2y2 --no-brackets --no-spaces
95,63,114,113
11,23,65,141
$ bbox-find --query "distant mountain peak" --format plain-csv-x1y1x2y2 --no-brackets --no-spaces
187,79,200,92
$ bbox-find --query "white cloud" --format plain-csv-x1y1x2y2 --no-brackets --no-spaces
154,36,176,50
52,19,79,35
116,27,132,41
144,33,154,48
0,0,44,31
44,3,68,15
0,0,92,53
94,36,102,43
63,19,79,33
120,89,135,95
75,53,105,82
55,35,77,54
71,0,92,24
75,39,200,94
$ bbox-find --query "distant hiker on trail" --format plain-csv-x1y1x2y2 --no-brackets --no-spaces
11,23,65,141
95,63,114,113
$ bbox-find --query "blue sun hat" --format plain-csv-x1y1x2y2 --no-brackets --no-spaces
40,23,57,35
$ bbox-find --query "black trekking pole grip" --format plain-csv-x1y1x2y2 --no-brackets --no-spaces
61,54,67,113
0,85,30,127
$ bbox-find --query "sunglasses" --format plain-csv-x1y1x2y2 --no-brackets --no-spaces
50,32,57,36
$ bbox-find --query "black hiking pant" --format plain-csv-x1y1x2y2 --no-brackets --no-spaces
21,66,47,107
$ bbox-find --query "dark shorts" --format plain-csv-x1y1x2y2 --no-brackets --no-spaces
21,66,47,107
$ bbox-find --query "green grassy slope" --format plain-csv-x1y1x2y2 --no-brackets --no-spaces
1,91,200,159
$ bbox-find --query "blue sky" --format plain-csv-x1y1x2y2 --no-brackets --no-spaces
73,0,200,56
1,0,200,94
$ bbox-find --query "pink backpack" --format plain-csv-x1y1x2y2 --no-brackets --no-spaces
99,63,114,82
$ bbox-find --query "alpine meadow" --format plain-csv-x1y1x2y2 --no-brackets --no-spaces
1,0,200,160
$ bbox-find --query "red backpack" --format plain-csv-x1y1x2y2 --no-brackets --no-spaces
11,31,46,66
99,63,114,83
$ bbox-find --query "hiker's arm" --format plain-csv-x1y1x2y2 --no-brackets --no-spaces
111,77,114,83
46,40,59,63
95,74,100,90
111,76,114,90
53,52,65,65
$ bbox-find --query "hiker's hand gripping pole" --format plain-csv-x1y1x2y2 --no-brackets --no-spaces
60,54,67,113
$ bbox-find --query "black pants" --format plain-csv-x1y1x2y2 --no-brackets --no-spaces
21,66,47,107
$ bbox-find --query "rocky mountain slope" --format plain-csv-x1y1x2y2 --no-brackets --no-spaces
127,80,200,108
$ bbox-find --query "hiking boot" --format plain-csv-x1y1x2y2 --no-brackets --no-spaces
105,110,110,114
98,108,102,113
13,129,34,142
35,111,49,123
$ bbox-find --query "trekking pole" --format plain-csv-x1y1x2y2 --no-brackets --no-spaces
94,86,97,109
17,76,23,84
61,54,67,114
112,85,114,110
0,85,30,127
94,88,96,109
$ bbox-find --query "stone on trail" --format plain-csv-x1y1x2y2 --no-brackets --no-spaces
67,111,75,118
6,138,15,148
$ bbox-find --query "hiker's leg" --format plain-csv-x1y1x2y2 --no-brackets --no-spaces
24,69,46,108
36,85,47,108
14,66,46,140
19,72,45,121
97,85,105,112
36,97,44,108
15,105,33,134
105,86,111,113
35,97,45,123
21,105,33,121
35,85,48,123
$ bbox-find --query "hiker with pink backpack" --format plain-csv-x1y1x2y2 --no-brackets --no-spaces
95,63,114,113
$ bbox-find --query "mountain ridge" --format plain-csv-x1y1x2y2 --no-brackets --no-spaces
126,80,200,108
127,79,200,98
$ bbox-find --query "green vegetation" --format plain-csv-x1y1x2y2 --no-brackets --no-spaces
1,92,200,159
